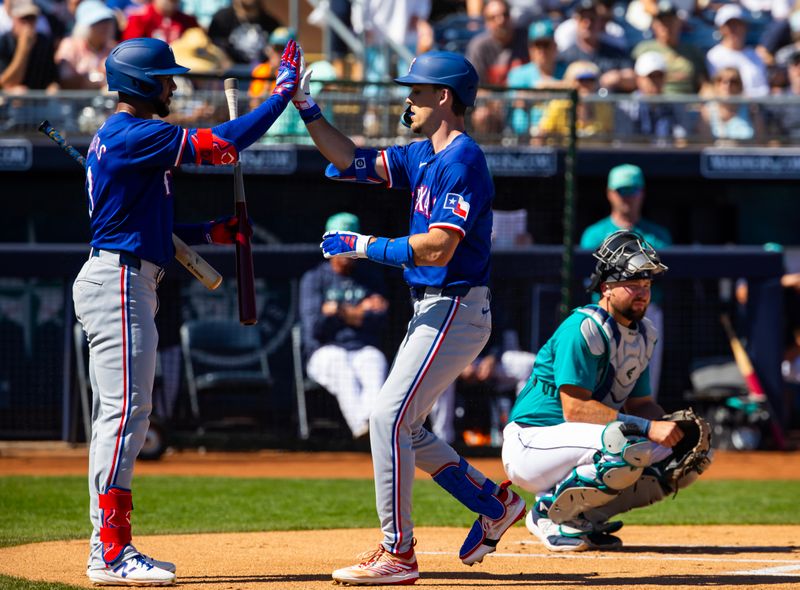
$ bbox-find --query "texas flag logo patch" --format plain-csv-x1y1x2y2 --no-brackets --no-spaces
443,193,470,220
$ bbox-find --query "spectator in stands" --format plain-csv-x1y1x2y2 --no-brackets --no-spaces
167,27,230,126
616,51,688,143
299,213,389,440
466,0,528,86
180,0,228,30
700,66,762,142
507,19,569,136
706,4,769,97
764,48,800,140
537,60,614,140
580,164,672,397
770,11,800,68
557,0,636,92
251,28,337,144
632,0,707,94
208,0,280,65
756,6,798,68
55,0,116,89
123,0,199,44
554,0,628,54
312,0,353,78
467,0,528,135
0,0,59,92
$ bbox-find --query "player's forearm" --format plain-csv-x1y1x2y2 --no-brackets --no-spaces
561,396,619,425
408,230,459,267
305,116,357,171
211,92,289,152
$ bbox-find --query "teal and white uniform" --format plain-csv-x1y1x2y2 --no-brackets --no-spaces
501,304,671,495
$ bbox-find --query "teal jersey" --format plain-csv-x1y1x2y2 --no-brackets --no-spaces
510,305,655,427
579,216,672,250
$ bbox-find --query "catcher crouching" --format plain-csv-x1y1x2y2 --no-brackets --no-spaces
501,230,712,551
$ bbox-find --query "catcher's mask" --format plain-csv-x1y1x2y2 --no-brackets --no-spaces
587,230,668,293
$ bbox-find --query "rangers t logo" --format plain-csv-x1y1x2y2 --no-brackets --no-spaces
443,193,470,220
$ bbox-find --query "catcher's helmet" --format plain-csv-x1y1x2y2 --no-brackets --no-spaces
394,51,479,107
587,230,668,293
106,38,189,100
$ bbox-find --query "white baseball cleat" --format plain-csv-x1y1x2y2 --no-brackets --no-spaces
332,544,418,586
526,508,589,552
88,555,176,586
459,481,526,565
139,552,176,574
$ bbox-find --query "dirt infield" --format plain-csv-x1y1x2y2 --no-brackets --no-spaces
1,445,799,589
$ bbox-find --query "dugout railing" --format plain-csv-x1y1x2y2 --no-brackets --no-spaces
0,244,785,446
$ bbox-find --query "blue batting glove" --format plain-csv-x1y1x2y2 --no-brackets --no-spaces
321,231,373,259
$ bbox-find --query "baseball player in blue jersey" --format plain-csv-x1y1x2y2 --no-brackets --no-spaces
292,51,526,585
502,231,709,552
74,37,301,586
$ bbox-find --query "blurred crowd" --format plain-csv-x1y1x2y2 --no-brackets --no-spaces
3,0,800,142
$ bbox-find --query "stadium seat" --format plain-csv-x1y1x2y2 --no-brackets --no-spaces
180,319,273,432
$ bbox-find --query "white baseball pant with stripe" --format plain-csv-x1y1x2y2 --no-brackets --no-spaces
73,251,160,568
371,287,492,554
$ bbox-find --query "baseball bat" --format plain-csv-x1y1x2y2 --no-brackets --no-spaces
223,79,258,325
38,120,222,290
720,313,787,450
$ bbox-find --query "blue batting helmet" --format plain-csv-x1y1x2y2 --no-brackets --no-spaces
106,38,189,100
394,51,479,107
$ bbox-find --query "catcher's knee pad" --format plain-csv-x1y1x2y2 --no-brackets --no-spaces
432,457,504,519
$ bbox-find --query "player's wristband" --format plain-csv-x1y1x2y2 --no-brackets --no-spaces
293,97,322,124
617,413,652,436
366,236,415,268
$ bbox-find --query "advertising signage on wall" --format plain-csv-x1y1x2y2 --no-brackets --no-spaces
701,147,800,179
0,139,32,171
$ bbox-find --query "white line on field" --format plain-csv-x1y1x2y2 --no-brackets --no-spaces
729,565,800,576
417,550,799,565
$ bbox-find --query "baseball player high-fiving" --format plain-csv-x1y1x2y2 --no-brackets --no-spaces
75,37,301,586
293,51,526,585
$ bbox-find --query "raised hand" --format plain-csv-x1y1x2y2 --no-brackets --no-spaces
272,39,301,100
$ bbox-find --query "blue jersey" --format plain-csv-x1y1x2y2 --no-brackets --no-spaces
86,113,189,266
383,134,494,288
86,94,289,266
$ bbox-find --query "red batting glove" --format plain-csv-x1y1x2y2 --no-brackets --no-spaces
205,215,251,244
272,39,301,100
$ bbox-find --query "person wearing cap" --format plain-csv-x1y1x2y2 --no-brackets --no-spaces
706,3,769,96
507,19,570,135
207,0,280,65
557,0,636,92
299,212,389,440
0,0,58,91
122,0,199,44
553,0,628,54
538,60,614,139
616,51,688,141
502,230,695,553
580,164,672,396
632,0,707,94
55,0,116,89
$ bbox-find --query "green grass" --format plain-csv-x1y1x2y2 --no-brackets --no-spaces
0,576,83,590
1,476,799,550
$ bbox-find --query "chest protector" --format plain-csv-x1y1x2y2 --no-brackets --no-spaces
575,306,657,408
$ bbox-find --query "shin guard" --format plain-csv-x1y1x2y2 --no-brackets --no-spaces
99,487,133,565
432,458,504,519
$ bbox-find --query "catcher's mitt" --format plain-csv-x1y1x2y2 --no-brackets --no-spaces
659,407,713,493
